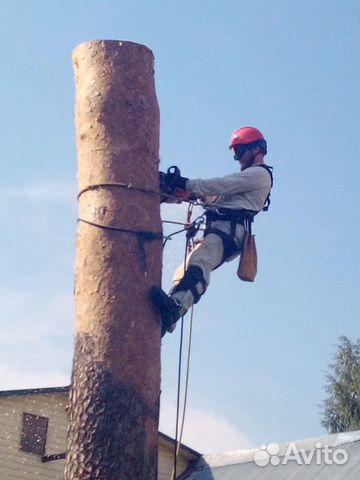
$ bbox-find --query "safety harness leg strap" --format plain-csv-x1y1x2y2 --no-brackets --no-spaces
204,225,241,265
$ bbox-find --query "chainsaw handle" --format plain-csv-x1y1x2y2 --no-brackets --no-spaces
167,165,181,177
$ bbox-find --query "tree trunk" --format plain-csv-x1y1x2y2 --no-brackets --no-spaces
65,40,162,480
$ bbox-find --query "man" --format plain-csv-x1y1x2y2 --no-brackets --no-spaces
151,126,273,336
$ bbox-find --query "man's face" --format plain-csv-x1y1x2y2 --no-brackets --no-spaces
238,149,254,171
233,144,253,170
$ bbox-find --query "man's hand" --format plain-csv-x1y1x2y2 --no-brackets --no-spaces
159,166,189,196
173,188,193,201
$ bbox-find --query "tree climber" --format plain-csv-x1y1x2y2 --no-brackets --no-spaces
151,126,273,337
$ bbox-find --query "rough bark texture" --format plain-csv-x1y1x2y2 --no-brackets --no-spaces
65,40,162,480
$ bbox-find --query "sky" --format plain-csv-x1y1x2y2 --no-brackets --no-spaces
0,0,359,455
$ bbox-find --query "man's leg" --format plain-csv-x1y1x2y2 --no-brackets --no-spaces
151,233,224,335
171,233,224,310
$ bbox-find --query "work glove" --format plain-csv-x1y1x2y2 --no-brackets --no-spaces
159,166,189,196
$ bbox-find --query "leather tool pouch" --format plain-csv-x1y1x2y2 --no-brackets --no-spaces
237,221,257,282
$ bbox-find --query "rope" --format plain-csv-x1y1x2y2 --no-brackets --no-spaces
162,227,190,248
179,306,194,450
78,218,163,240
163,219,201,228
171,204,196,480
162,214,204,249
77,180,205,249
76,179,220,212
77,217,203,246
77,180,205,207
170,306,194,480
173,314,185,480
77,181,163,200
77,217,165,277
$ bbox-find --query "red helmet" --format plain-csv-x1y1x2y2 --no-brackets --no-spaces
229,126,266,149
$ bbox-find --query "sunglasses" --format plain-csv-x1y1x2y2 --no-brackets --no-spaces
233,144,253,161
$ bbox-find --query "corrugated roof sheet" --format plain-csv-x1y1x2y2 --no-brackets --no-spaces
180,431,360,480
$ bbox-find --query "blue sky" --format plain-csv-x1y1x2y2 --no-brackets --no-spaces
0,0,359,454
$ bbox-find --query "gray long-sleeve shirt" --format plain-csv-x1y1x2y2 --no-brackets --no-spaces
186,165,272,212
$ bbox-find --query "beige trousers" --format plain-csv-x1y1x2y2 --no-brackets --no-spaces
171,220,246,312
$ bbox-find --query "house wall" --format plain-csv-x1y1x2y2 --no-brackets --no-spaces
0,393,67,479
0,393,194,479
158,441,189,480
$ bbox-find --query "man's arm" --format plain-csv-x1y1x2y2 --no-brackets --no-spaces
185,167,268,197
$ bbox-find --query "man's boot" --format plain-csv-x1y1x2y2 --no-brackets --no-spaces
150,286,184,337
150,265,207,337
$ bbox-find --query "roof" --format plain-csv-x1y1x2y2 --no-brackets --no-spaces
0,385,201,459
0,386,70,397
180,431,360,480
159,431,200,459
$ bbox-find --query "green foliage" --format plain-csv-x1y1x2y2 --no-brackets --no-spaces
321,336,360,433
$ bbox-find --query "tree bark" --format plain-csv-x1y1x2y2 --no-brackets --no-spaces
65,40,162,480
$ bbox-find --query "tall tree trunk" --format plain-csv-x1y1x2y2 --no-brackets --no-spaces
65,40,162,480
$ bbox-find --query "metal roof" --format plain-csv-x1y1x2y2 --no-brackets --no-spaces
180,431,360,480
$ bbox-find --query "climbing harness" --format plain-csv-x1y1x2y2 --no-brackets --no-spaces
256,164,273,211
202,164,274,265
204,208,256,264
